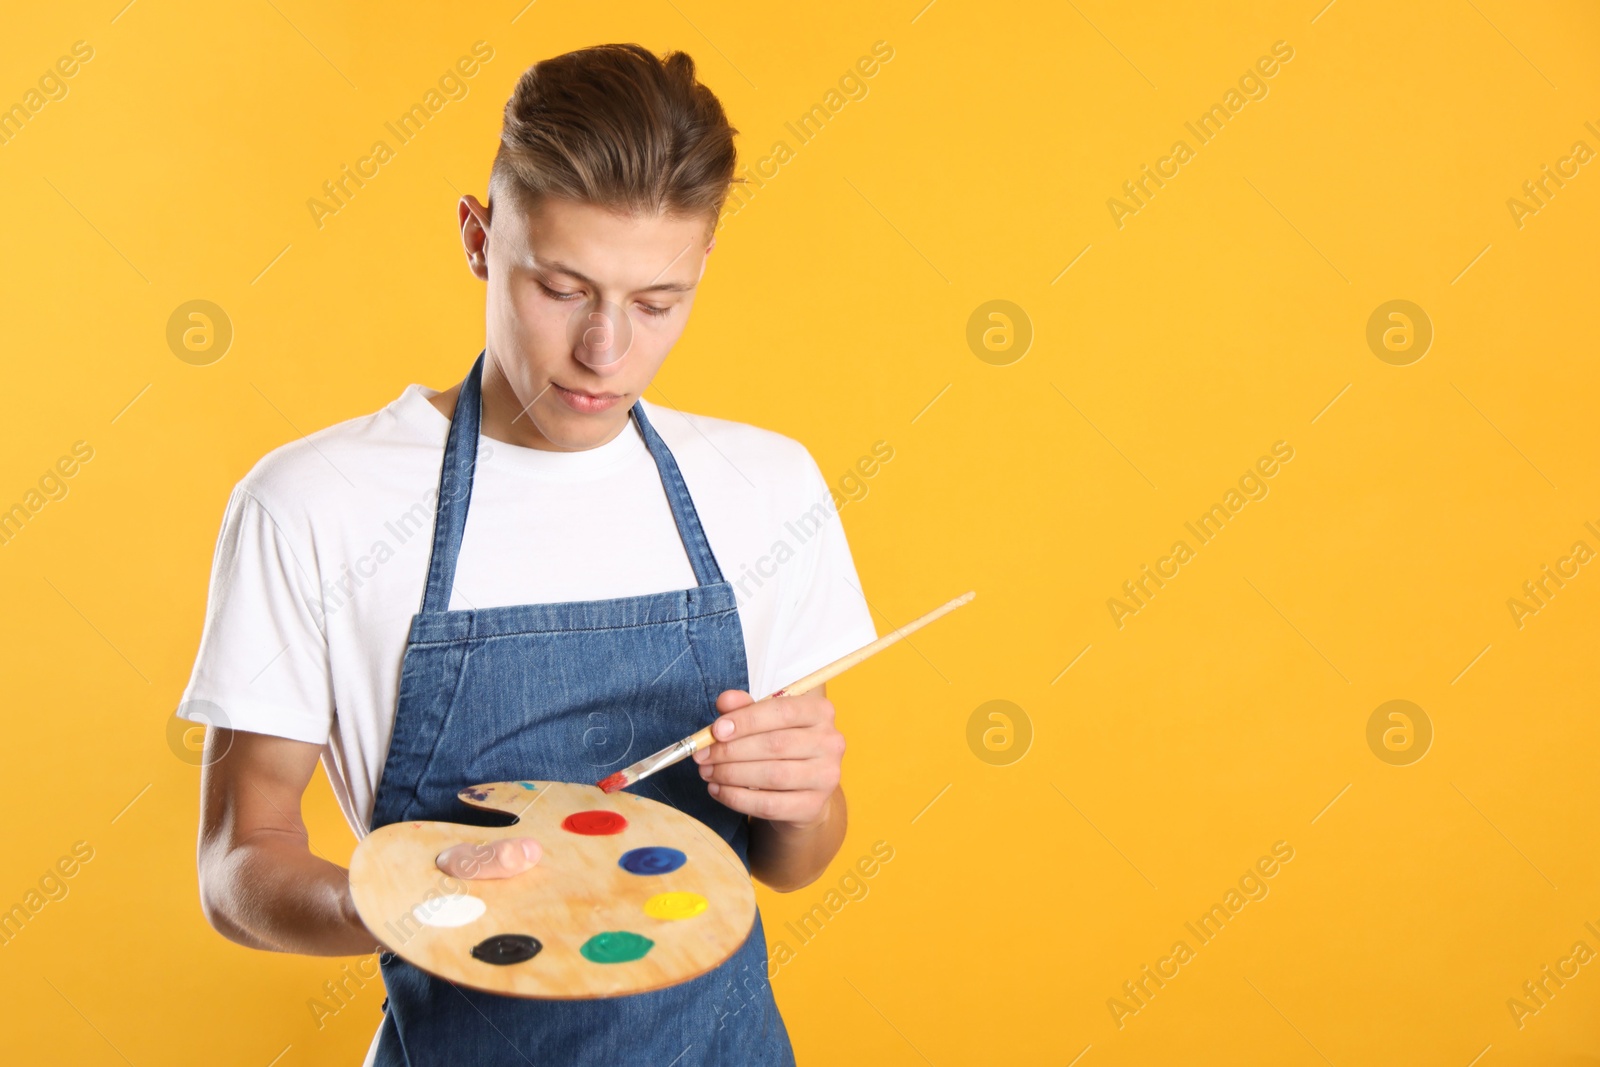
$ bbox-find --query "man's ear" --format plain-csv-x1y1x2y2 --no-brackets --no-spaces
694,233,716,285
459,195,491,281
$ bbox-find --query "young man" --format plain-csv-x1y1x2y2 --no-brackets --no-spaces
181,43,875,1066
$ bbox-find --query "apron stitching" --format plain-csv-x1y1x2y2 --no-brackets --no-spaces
393,641,478,823
680,617,728,731
403,605,738,645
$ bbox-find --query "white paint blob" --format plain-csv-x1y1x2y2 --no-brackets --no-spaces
412,893,487,928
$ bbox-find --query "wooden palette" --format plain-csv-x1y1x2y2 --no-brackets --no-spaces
348,781,756,999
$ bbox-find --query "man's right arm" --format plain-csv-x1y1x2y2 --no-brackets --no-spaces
196,727,383,956
195,726,547,957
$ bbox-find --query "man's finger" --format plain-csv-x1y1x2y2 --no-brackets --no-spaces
435,837,542,880
706,693,830,744
695,725,839,765
699,757,836,792
705,782,820,822
715,689,757,713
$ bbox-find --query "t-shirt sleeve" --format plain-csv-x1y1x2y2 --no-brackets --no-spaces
175,484,335,745
765,448,878,690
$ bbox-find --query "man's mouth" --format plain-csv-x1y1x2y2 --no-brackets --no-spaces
551,382,624,414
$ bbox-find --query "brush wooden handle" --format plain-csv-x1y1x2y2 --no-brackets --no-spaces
768,589,976,700
687,592,974,750
600,590,977,792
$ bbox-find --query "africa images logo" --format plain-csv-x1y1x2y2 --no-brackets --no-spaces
1105,41,1296,229
305,42,495,230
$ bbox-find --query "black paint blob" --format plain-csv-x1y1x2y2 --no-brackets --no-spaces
471,933,543,966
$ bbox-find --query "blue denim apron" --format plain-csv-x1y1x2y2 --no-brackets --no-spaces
368,351,795,1066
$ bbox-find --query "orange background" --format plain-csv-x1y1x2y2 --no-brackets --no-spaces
2,1,1598,1063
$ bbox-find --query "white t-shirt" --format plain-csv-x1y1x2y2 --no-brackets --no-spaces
178,382,877,841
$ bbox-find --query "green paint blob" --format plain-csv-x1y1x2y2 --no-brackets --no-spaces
580,930,654,964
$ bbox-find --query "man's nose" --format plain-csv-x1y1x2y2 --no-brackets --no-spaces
573,302,633,374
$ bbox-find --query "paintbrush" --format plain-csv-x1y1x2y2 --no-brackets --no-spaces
596,590,976,794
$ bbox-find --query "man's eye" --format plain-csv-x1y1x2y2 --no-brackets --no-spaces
537,282,670,318
537,282,581,301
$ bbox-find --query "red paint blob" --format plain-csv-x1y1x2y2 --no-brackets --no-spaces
562,810,629,836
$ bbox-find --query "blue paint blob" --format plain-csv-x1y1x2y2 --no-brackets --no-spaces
517,781,537,790
618,847,687,876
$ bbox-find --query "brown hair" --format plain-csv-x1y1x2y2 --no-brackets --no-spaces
490,44,742,239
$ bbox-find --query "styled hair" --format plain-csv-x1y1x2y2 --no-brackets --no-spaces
490,44,742,238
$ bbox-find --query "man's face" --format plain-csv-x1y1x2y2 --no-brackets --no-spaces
460,192,714,451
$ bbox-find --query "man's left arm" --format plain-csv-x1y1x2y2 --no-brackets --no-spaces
694,683,848,892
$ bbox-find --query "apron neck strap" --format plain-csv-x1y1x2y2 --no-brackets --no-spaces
419,351,729,614
629,400,728,590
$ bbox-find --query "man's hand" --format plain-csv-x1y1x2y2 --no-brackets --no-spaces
693,688,845,830
435,838,543,880
353,838,541,958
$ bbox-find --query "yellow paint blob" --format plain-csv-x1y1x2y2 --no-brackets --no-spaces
643,892,709,921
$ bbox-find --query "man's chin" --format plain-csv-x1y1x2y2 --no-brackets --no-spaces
532,409,632,453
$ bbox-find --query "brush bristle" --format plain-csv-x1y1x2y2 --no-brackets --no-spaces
596,772,627,794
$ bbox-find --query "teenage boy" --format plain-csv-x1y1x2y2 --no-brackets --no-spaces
181,43,875,1066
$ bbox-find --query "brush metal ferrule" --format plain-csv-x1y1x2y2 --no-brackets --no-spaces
624,737,697,783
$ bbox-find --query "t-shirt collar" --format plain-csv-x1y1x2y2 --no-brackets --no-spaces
394,383,647,479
